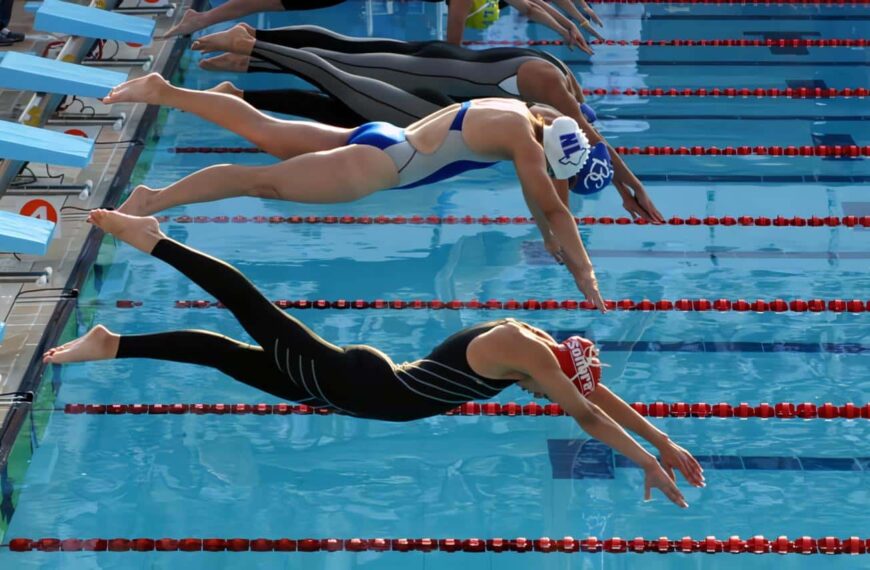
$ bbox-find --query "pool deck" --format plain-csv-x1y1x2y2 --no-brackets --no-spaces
0,1,191,431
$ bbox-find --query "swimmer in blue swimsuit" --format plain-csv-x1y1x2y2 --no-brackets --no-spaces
105,75,610,309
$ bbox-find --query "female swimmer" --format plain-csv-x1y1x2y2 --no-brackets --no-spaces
192,24,660,220
44,209,704,508
163,0,601,51
105,74,612,306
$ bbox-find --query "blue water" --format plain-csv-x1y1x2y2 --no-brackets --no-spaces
2,2,869,568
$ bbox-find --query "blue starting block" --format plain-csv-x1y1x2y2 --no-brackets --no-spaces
34,0,155,44
0,120,94,168
0,211,56,255
0,52,127,99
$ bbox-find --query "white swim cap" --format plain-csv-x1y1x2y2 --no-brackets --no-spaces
542,117,590,180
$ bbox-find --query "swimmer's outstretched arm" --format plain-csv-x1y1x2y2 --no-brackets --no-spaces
511,129,606,312
587,386,706,488
493,332,689,507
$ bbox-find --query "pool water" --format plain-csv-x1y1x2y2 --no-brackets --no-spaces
2,2,869,568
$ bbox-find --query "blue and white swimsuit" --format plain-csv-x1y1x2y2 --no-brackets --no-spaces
346,101,501,189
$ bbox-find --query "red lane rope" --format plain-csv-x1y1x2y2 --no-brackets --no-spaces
7,536,869,554
588,0,870,4
169,144,870,157
154,214,870,228
579,87,867,97
61,401,870,419
464,38,869,47
114,298,870,313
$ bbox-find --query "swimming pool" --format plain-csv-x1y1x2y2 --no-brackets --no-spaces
2,2,869,568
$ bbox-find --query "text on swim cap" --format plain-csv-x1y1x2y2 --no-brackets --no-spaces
583,157,613,190
564,337,597,396
558,133,586,165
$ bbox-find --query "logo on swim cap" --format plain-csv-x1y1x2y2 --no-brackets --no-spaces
550,336,602,396
543,117,590,180
558,133,586,166
465,0,500,29
571,142,614,195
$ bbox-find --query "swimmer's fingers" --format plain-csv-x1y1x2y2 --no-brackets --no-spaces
645,467,688,508
581,21,606,42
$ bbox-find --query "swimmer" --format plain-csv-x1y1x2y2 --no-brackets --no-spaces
105,75,613,306
44,208,705,508
192,25,659,219
162,0,600,51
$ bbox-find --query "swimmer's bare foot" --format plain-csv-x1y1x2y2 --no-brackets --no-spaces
160,8,206,38
191,24,256,55
88,209,164,253
103,73,170,106
199,53,251,72
207,81,244,99
43,325,119,364
117,185,161,216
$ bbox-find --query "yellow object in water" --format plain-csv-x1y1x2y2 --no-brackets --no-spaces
465,0,500,29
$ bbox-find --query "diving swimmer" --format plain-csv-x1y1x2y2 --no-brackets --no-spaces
45,208,705,508
192,24,660,219
104,75,613,308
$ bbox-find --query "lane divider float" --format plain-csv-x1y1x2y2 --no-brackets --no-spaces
60,401,870,419
464,38,870,47
154,214,870,228
113,298,870,313
7,536,869,554
169,145,870,157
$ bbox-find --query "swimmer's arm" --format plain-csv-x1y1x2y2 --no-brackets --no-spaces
513,140,605,310
446,0,474,45
507,340,658,473
588,385,706,488
586,385,668,446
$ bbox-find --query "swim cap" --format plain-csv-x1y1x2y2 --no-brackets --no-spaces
549,336,601,396
571,142,614,195
579,102,597,124
543,116,590,180
466,0,500,29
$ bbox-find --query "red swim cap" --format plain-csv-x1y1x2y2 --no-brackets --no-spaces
549,336,601,396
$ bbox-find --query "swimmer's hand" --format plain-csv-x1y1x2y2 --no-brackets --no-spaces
613,166,665,224
580,19,605,43
564,25,594,56
576,0,604,27
657,439,706,489
644,461,689,508
574,266,607,313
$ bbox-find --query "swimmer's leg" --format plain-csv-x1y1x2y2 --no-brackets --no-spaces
86,211,342,363
162,0,283,39
243,89,367,127
249,42,437,126
116,142,398,215
103,72,349,159
253,25,423,54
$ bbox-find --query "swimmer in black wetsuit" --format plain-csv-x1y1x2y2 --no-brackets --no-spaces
162,0,601,50
45,209,704,507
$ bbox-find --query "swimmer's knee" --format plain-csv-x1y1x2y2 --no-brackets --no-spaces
246,168,281,198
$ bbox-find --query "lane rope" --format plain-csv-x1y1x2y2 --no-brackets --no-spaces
587,0,870,4
6,536,868,554
464,38,870,47
154,214,870,228
114,298,870,313
169,144,870,157
60,401,870,419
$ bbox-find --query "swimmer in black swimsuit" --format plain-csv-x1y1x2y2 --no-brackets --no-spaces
162,0,600,51
45,209,704,507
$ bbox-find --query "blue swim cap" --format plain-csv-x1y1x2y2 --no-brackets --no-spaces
571,142,613,194
579,102,597,124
